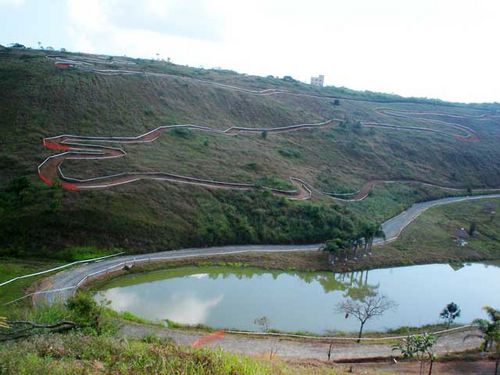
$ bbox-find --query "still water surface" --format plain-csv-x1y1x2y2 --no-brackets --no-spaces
96,262,500,333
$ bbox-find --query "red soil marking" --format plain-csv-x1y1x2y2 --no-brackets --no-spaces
38,171,51,186
191,330,225,348
44,140,70,151
55,63,71,69
60,182,79,191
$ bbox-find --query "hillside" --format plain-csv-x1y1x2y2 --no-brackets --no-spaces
1,47,500,257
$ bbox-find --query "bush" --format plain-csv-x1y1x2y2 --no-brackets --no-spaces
171,127,193,139
278,148,301,158
65,293,114,335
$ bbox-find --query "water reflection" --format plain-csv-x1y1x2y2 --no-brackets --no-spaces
96,263,500,333
164,293,223,325
97,286,223,325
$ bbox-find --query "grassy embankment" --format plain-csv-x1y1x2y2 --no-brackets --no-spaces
0,333,341,375
1,48,499,257
90,197,500,276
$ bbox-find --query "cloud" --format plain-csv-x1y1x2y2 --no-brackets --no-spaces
105,0,222,40
164,293,223,325
61,0,500,102
100,287,223,325
0,0,25,6
66,0,221,48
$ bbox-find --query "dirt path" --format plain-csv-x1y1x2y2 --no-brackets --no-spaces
37,55,499,199
118,322,483,361
352,359,495,374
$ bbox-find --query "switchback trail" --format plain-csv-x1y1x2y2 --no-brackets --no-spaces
38,56,495,199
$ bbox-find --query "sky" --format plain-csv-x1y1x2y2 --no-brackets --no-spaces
1,0,499,103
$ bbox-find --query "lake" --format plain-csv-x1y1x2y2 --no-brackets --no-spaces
95,262,500,334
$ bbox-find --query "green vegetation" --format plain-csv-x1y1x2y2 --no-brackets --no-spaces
0,257,61,313
393,333,436,375
1,47,500,258
0,333,341,374
386,198,500,259
0,294,338,374
440,303,461,329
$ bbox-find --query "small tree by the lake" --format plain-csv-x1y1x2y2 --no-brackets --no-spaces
464,305,499,375
335,293,397,342
440,302,461,328
254,316,271,332
393,333,436,375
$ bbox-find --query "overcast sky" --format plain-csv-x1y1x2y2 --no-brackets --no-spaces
1,0,499,103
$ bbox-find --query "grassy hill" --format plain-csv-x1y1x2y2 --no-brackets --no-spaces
1,47,500,258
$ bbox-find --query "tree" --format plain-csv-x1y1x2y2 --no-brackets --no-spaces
464,306,499,375
466,305,500,352
440,302,461,328
333,99,340,106
254,316,270,332
360,222,385,256
336,293,397,342
322,239,342,264
468,222,477,236
393,333,436,375
261,130,268,139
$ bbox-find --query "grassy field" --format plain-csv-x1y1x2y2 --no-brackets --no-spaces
1,47,500,257
0,258,61,313
0,333,340,375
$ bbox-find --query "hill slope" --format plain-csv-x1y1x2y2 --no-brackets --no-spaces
1,48,499,257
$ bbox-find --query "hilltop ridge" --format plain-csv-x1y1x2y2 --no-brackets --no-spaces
1,47,499,257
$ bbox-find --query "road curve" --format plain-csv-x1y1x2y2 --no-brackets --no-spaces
38,121,332,198
35,193,500,305
37,55,496,199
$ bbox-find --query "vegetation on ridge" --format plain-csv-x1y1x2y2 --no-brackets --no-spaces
0,47,499,256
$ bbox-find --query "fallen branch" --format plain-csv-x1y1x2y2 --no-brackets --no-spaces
0,320,77,342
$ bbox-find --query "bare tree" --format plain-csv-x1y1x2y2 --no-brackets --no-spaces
254,316,271,332
336,293,397,342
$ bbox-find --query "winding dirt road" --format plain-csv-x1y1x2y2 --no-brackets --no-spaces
38,56,496,199
118,321,483,362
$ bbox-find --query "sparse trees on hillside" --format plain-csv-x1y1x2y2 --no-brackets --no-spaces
468,222,477,236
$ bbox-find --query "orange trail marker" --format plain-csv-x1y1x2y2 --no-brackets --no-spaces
191,330,225,348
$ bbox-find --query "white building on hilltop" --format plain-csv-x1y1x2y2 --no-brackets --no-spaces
310,75,324,87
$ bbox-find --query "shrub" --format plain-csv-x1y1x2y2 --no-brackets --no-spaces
278,148,301,158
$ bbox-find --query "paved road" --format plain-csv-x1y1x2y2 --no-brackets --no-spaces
36,193,500,305
377,193,500,243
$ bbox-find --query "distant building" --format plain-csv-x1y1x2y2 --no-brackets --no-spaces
310,75,324,87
